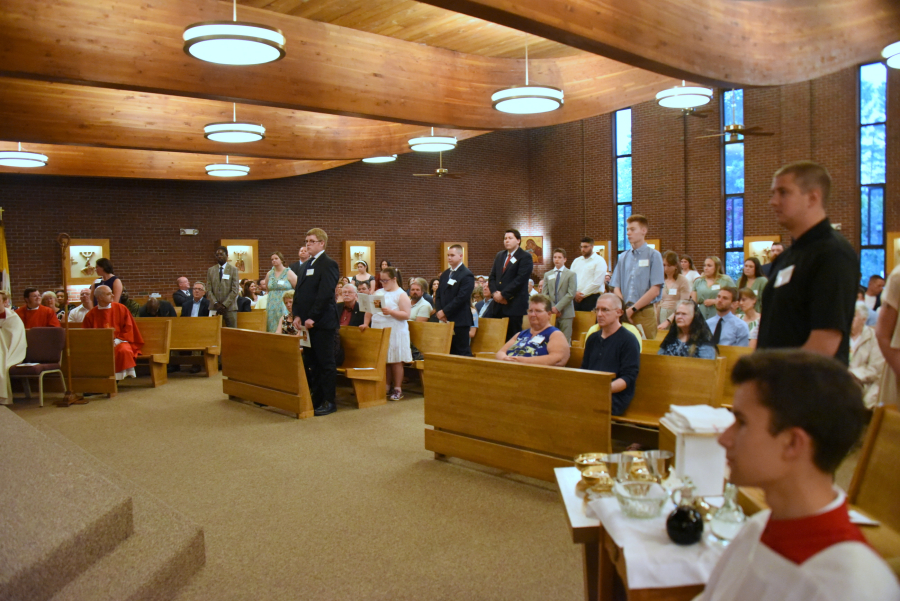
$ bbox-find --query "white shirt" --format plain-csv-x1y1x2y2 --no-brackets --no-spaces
409,298,433,321
570,254,608,296
864,294,878,310
68,304,91,323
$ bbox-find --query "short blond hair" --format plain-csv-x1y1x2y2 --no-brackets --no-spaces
283,290,295,301
306,228,328,247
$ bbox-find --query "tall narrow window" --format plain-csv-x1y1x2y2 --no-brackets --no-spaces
860,62,887,284
614,108,632,252
722,89,745,282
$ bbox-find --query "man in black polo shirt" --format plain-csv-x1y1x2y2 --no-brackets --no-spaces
581,293,641,415
757,162,858,364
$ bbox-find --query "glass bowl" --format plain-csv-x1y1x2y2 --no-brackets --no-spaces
613,481,668,519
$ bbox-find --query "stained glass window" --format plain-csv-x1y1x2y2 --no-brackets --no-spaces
723,90,744,282
859,63,887,284
615,109,633,252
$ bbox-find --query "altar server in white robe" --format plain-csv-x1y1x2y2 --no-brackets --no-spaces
696,350,900,601
0,292,27,405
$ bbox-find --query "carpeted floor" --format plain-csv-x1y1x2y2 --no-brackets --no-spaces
11,373,584,601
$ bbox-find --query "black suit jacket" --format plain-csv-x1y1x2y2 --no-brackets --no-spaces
236,297,252,312
336,301,366,327
180,297,210,317
293,252,340,329
436,263,475,327
289,260,303,278
138,300,178,317
172,289,192,307
487,247,534,317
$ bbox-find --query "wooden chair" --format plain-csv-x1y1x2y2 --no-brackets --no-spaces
236,310,267,332
137,316,222,376
222,328,313,419
64,328,117,397
614,354,727,429
469,317,508,354
571,311,595,345
9,327,66,407
423,353,613,482
133,319,171,387
337,326,391,408
408,321,453,370
849,406,900,533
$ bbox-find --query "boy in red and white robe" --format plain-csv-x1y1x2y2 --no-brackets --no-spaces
696,350,900,601
82,285,144,380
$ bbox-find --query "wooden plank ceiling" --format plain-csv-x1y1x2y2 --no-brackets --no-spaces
0,0,896,181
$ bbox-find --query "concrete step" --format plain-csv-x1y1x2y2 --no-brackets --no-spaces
0,408,134,601
36,426,206,601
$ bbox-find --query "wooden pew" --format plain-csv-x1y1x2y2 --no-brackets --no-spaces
133,319,171,387
137,316,222,376
174,305,182,316
642,339,662,354
64,328,117,396
717,345,753,406
236,310,267,332
571,311,596,345
614,354,727,428
221,328,313,419
408,321,453,370
423,353,613,482
469,317,509,354
337,326,391,408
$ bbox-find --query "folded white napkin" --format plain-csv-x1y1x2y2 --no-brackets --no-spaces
666,405,735,433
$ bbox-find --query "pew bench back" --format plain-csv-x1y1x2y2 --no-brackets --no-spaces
337,326,391,408
469,317,508,354
65,328,117,395
133,319,171,387
236,310,267,332
409,321,453,370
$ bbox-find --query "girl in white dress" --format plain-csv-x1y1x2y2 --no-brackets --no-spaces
360,266,411,401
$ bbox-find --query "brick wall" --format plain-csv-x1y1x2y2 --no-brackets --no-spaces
0,65,897,300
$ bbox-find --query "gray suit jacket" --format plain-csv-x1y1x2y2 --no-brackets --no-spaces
543,268,577,319
206,263,240,311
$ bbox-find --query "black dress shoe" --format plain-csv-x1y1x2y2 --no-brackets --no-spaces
314,401,337,416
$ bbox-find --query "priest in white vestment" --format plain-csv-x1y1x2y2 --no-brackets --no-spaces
0,292,27,405
695,350,900,601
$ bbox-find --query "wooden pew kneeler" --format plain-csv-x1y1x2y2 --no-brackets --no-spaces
337,326,391,408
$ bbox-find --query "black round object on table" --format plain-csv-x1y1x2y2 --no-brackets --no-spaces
666,506,704,545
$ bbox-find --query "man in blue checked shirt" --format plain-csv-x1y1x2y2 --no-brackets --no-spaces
610,214,665,340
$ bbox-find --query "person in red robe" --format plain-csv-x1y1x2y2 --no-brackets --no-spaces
15,288,61,329
82,285,144,380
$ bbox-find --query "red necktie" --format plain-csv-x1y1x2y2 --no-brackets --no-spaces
503,253,511,270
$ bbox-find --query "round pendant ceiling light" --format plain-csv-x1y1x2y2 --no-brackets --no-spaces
656,81,714,109
206,156,249,177
491,46,564,114
184,0,285,66
362,155,397,163
204,104,266,143
883,41,900,68
0,142,48,168
409,128,457,152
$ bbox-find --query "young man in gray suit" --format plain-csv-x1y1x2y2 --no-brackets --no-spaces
542,248,577,343
206,246,240,328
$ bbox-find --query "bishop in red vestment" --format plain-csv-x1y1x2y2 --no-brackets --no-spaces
15,288,61,328
82,285,144,380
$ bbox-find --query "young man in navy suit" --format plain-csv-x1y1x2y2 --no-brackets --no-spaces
292,228,341,416
435,244,476,356
488,229,534,341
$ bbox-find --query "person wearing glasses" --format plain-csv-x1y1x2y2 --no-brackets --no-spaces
580,293,641,416
359,266,411,401
495,294,569,367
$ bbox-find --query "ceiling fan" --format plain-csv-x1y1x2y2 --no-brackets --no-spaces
699,90,773,141
412,152,465,179
675,107,709,119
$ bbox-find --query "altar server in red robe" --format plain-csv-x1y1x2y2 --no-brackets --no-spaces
697,350,900,601
15,288,61,329
82,285,144,380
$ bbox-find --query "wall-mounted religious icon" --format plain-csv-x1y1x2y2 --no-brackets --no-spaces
80,250,96,276
234,251,246,272
521,236,544,264
219,240,258,279
66,240,109,285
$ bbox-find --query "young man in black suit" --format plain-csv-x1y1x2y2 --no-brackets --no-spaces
292,228,341,417
488,229,534,341
435,244,476,356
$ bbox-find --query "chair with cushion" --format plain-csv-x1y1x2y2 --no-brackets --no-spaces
9,327,67,407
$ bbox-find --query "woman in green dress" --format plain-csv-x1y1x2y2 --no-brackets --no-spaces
737,257,768,313
265,251,298,333
691,256,735,320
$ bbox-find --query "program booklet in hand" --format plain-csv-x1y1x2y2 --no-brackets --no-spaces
297,326,311,348
357,293,383,315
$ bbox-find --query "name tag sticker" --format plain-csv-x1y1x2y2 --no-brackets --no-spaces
638,259,649,267
530,335,545,345
306,269,315,276
510,257,517,264
711,285,720,290
222,274,230,280
448,278,456,285
669,288,678,295
209,310,217,316
774,265,795,288
548,273,556,279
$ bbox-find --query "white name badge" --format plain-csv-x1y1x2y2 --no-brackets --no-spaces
711,285,720,290
94,278,102,284
306,269,315,276
530,335,546,345
638,259,649,267
448,278,456,285
510,257,517,264
669,288,678,295
548,273,556,279
774,265,795,288
209,310,217,316
222,274,230,280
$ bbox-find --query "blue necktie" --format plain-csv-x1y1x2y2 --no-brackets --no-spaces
554,270,560,300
